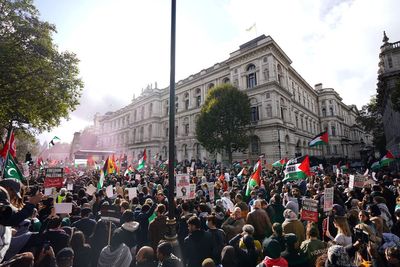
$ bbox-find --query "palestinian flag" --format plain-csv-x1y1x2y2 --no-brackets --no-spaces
371,161,381,171
97,156,116,189
3,153,25,181
111,154,119,174
272,158,287,168
0,130,16,159
380,150,395,166
137,148,147,170
283,155,310,182
237,167,247,178
309,131,329,147
49,136,61,147
124,165,134,176
245,160,261,196
340,163,350,172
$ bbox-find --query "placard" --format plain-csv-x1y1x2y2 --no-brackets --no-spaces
186,167,191,174
176,174,190,200
67,183,73,191
354,175,365,188
44,187,55,196
106,185,114,198
208,182,215,202
349,174,355,189
324,187,334,212
135,174,141,181
188,184,196,200
44,168,64,188
127,188,137,200
85,184,97,196
191,161,195,172
301,198,319,222
55,203,73,214
196,169,204,177
224,173,230,182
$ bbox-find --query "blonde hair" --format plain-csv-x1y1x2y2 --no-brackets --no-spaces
334,216,351,236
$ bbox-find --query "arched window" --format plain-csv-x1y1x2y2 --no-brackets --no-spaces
208,83,214,89
295,115,298,128
322,107,327,117
194,143,201,159
175,97,179,113
165,100,169,116
183,117,189,135
295,140,301,156
277,64,284,85
246,64,257,88
195,88,201,108
331,125,336,136
222,77,230,84
250,135,260,155
329,107,334,116
182,144,188,157
184,93,189,110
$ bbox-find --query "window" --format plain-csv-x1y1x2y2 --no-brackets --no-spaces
165,101,169,116
194,143,201,158
322,108,327,117
165,128,169,137
333,145,337,154
250,136,260,155
208,83,214,89
133,129,136,143
162,146,167,159
263,68,269,82
301,118,304,130
295,115,298,127
251,106,259,122
246,64,257,88
184,93,189,110
277,64,284,85
388,55,393,68
184,124,189,135
141,106,144,120
223,77,230,84
175,97,179,113
265,92,270,99
140,127,144,141
266,105,272,118
175,126,178,137
148,124,152,139
149,103,153,116
331,126,336,136
183,144,188,157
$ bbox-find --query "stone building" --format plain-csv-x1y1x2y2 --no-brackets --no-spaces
377,32,400,160
96,35,372,164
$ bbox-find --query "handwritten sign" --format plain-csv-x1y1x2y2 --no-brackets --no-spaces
127,188,137,200
55,203,72,214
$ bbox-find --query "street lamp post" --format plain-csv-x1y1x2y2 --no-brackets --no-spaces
277,128,282,159
166,0,177,241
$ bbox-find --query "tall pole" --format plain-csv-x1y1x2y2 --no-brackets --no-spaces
166,0,177,240
277,128,282,159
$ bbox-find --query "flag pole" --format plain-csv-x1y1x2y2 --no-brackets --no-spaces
1,124,13,179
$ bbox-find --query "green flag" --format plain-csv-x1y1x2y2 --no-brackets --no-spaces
4,153,25,181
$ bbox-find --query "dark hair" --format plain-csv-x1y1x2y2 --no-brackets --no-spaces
235,194,243,201
368,204,381,217
156,204,166,214
272,223,283,236
206,214,217,226
181,202,190,212
157,242,172,257
121,210,134,223
70,231,85,250
81,208,91,218
221,246,237,267
187,216,201,229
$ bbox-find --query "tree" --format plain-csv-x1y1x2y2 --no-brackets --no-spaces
195,84,251,164
0,0,83,137
356,96,386,154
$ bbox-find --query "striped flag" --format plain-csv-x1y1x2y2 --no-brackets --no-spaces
309,131,328,147
245,160,261,196
283,155,310,182
380,150,395,166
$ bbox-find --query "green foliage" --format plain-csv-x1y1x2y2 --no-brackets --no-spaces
356,96,386,154
14,130,40,160
0,0,83,133
195,84,251,164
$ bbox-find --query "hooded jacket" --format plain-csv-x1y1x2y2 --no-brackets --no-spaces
114,221,139,249
149,215,168,250
97,243,132,267
183,229,214,267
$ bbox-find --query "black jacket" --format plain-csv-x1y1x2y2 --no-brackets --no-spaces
136,203,157,246
72,217,96,240
43,229,69,254
183,230,214,267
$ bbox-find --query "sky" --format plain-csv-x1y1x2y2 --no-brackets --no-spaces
35,0,400,144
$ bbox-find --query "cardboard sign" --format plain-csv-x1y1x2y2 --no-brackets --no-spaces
85,184,97,196
349,175,355,189
55,203,72,214
176,174,190,200
208,182,215,202
301,198,319,222
354,175,365,188
127,188,137,200
135,174,141,181
196,169,204,177
44,168,64,188
324,187,334,212
191,161,195,172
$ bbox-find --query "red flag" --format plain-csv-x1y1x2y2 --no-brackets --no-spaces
251,160,262,186
0,131,16,158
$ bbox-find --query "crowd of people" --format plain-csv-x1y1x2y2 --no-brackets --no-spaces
0,159,400,267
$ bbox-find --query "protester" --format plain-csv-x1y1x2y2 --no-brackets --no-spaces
70,230,91,267
156,241,183,267
246,199,272,241
135,246,157,267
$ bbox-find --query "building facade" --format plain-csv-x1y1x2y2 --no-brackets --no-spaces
96,35,372,164
377,32,400,159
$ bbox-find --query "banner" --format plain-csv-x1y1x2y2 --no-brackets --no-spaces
354,175,365,188
176,174,190,200
44,168,64,188
188,184,196,200
324,187,334,212
301,198,319,222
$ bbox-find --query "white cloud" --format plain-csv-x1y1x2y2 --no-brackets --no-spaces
37,0,400,143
